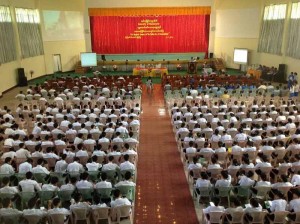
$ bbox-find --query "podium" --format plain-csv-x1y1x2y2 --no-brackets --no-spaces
187,62,197,74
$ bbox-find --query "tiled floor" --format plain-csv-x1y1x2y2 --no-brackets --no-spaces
134,84,199,224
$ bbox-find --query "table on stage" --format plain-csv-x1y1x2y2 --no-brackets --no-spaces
133,67,168,77
247,69,262,79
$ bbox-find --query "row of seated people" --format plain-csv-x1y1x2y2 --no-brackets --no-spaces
12,80,141,118
43,74,142,92
167,91,300,223
0,184,133,223
164,83,290,99
161,74,260,90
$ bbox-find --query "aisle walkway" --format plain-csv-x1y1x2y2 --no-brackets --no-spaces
134,84,198,224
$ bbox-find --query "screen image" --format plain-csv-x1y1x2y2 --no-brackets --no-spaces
233,48,248,64
81,53,97,67
42,10,84,41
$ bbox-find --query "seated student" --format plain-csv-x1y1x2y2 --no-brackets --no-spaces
0,198,23,218
0,157,15,175
215,170,231,187
288,189,300,221
23,197,47,219
266,190,287,221
42,176,59,191
203,197,225,220
244,198,263,222
115,171,136,188
224,197,244,222
19,171,41,192
0,177,19,195
119,154,135,172
70,193,91,210
111,189,131,208
32,158,50,175
60,177,77,192
238,170,256,187
76,172,93,189
86,155,102,171
48,198,70,224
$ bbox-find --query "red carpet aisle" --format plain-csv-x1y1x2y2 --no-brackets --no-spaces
134,84,199,224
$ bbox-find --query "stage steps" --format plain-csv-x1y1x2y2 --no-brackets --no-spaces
75,61,88,74
213,58,226,72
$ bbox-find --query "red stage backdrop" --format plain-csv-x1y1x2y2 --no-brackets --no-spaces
89,7,211,55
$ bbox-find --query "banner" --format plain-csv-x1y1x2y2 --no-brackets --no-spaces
90,15,210,54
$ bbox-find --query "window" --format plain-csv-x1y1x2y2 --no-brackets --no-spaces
15,8,44,58
286,2,300,59
15,8,40,23
263,4,287,20
258,4,287,55
291,2,300,19
0,6,12,22
0,6,16,63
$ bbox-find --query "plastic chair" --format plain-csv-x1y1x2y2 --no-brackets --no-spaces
248,211,268,224
195,186,212,203
215,186,232,207
236,186,251,203
95,188,112,202
290,211,300,224
57,190,74,202
23,214,45,224
33,172,48,184
116,185,135,201
254,186,271,200
38,191,56,207
0,212,22,224
48,213,66,224
19,192,36,209
110,205,133,224
228,211,245,224
102,170,118,184
71,207,90,224
267,211,290,224
209,211,224,224
77,188,94,201
87,171,100,183
92,207,111,224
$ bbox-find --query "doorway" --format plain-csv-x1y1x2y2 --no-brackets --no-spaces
53,54,62,73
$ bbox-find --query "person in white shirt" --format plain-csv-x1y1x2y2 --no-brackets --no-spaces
55,154,68,173
60,177,77,192
19,158,33,174
23,197,47,220
238,171,255,187
67,157,85,173
120,154,135,172
102,156,120,171
0,177,19,195
203,197,225,222
86,155,102,171
32,158,50,175
95,172,113,189
19,172,41,192
0,198,23,219
244,198,263,222
111,189,131,208
48,198,70,223
75,143,89,158
0,157,15,175
195,172,212,190
115,171,136,188
215,170,231,187
15,143,31,159
41,176,59,191
267,190,287,222
288,190,300,221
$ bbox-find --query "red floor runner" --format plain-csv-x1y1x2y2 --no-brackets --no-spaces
134,84,199,224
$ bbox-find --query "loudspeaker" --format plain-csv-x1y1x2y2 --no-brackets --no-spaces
209,53,214,59
17,68,27,86
101,55,106,61
279,64,286,72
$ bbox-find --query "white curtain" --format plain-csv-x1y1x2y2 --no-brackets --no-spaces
286,2,300,59
15,8,44,58
258,4,287,55
0,6,17,63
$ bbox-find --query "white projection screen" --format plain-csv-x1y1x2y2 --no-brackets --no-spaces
233,48,248,64
81,53,97,67
42,10,84,41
